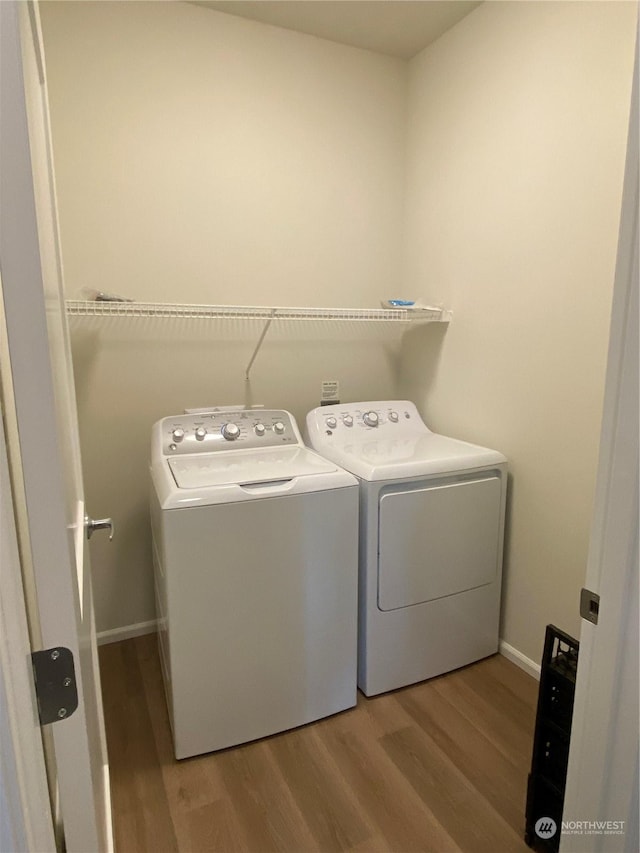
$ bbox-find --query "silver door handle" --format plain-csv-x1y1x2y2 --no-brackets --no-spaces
85,516,114,541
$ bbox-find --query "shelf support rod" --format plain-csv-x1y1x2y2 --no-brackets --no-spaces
245,308,276,381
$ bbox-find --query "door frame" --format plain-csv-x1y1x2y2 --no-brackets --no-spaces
560,18,639,853
0,1,112,849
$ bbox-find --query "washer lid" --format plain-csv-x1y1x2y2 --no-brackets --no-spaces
168,445,339,489
310,433,507,481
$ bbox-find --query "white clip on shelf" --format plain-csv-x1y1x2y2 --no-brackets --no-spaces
65,300,452,379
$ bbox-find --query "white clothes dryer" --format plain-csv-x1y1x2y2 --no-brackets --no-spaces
306,401,507,697
150,408,359,758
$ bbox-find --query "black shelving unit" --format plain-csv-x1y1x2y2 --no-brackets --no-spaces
525,624,579,852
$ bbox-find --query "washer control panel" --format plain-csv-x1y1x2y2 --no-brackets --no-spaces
307,401,424,441
160,409,299,455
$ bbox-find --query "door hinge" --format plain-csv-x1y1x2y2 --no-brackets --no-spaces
580,587,600,625
31,647,78,726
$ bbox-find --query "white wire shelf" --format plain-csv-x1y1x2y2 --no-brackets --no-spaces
65,300,451,379
65,300,451,323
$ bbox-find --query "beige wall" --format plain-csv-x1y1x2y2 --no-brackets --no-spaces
400,1,636,662
40,0,408,633
41,1,407,308
41,0,636,665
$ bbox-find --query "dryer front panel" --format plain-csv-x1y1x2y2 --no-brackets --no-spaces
377,476,502,611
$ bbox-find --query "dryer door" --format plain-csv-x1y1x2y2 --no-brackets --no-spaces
378,476,502,611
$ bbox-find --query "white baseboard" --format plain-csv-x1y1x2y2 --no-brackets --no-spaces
96,619,157,646
499,640,541,680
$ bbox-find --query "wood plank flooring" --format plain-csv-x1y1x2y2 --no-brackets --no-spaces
99,635,538,853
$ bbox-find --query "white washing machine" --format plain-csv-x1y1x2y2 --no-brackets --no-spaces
150,408,359,758
306,400,507,697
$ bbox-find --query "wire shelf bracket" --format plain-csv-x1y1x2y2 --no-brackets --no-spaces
245,309,276,381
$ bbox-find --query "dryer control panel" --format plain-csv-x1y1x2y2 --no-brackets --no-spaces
307,401,427,441
158,409,300,455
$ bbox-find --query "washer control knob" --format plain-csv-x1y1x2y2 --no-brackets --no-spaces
273,421,286,435
343,415,354,427
254,423,266,437
171,428,185,442
195,427,207,441
363,411,379,427
326,416,337,429
389,411,399,423
222,423,240,441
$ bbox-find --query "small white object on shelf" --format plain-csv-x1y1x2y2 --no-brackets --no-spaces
380,299,415,308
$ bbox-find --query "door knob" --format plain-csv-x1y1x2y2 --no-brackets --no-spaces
85,516,114,541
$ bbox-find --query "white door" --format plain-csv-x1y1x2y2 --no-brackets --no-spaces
0,2,112,851
561,25,638,853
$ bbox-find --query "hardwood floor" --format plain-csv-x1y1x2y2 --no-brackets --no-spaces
99,635,538,853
